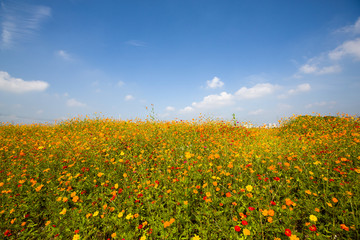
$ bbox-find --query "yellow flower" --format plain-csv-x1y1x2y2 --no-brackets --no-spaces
206,192,211,197
126,213,133,219
262,209,268,216
309,215,317,222
184,201,188,205
62,197,68,202
71,192,77,197
114,183,118,189
289,235,299,240
243,228,251,236
246,185,253,192
192,234,201,240
60,208,67,215
93,211,99,216
140,236,146,240
10,209,15,214
97,172,104,177
72,196,79,202
327,202,333,207
118,212,124,218
73,234,80,240
0,182,4,187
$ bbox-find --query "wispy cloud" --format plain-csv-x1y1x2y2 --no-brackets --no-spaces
125,95,134,101
117,81,125,87
56,50,73,61
125,40,146,47
67,98,86,107
328,38,360,61
0,71,49,93
248,109,264,115
305,101,336,109
297,17,360,77
206,76,224,89
334,17,360,35
278,83,311,99
1,2,51,49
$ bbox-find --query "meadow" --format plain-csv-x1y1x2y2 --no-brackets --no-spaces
0,114,359,240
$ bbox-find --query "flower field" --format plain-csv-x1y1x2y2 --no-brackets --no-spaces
0,114,359,239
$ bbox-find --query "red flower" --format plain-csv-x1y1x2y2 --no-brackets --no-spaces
4,230,11,237
138,224,143,229
63,166,68,169
274,177,280,181
248,207,255,211
309,225,317,232
241,220,248,225
270,201,276,205
285,228,292,236
234,225,241,232
74,229,79,234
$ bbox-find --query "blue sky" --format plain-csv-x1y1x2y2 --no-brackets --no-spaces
1,0,360,125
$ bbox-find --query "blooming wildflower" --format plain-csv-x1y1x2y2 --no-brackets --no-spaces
226,192,232,197
191,234,200,240
93,211,99,217
246,185,253,192
111,233,116,238
125,213,133,219
285,228,292,236
73,234,80,240
118,212,124,218
60,208,67,215
268,216,273,223
309,215,317,222
332,197,338,203
241,220,248,225
45,221,51,226
309,225,317,231
289,235,299,240
248,207,255,211
340,224,349,231
243,229,250,236
140,235,146,240
234,225,241,232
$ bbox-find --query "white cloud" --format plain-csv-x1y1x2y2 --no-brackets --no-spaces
67,98,86,107
179,106,194,114
299,61,341,75
235,83,276,99
0,71,49,93
125,95,134,101
166,106,175,111
206,76,224,89
299,64,317,74
278,83,311,99
305,101,336,109
191,91,234,109
1,3,51,49
328,38,360,61
56,50,72,61
335,17,360,35
249,109,264,115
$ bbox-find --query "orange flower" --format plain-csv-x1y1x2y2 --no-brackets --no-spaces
226,192,232,197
